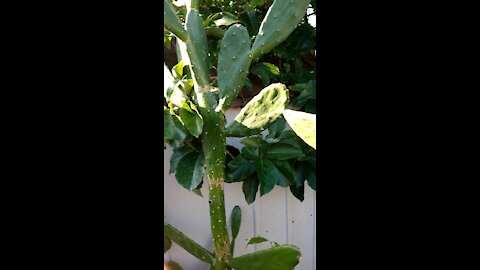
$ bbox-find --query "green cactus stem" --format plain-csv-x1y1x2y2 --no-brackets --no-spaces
164,0,188,42
250,0,310,58
195,91,231,270
171,8,231,266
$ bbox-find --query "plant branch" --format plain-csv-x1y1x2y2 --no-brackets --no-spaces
164,223,215,264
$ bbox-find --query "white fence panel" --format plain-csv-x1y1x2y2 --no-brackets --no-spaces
164,109,316,269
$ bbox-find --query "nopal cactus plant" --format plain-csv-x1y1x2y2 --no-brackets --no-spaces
164,0,315,269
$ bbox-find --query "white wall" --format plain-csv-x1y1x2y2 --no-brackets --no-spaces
164,108,316,270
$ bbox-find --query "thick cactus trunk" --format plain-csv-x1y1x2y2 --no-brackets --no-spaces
196,91,231,270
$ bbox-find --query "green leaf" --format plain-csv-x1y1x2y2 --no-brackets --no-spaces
294,162,309,187
164,63,175,100
172,60,184,79
175,151,205,190
241,146,258,160
290,80,316,93
164,34,173,49
164,107,187,141
289,80,317,109
169,83,187,108
244,77,253,91
224,83,289,137
278,130,297,140
214,12,239,27
306,163,316,190
250,62,280,86
242,175,259,204
179,101,203,137
255,159,277,196
273,160,296,187
164,235,172,253
265,143,304,160
231,206,241,241
228,155,255,182
238,10,259,37
169,145,194,174
192,188,203,197
246,236,269,247
227,245,301,270
283,109,316,150
290,183,304,202
267,116,286,139
290,163,308,202
248,0,267,10
240,136,261,148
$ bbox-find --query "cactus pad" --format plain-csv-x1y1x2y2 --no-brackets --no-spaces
224,83,288,137
185,9,210,87
227,244,301,270
217,24,252,111
164,0,188,42
164,223,215,264
251,0,310,58
283,109,316,149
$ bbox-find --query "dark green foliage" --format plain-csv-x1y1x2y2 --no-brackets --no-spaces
227,128,316,203
179,101,203,137
175,151,205,190
242,175,259,204
164,107,187,141
250,62,280,87
246,236,269,246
